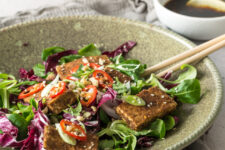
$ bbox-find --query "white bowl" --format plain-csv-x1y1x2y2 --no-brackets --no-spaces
153,0,225,40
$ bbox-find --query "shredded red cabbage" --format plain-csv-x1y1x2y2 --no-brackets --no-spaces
19,68,43,82
84,120,99,127
0,108,8,114
160,71,172,83
160,71,178,89
0,116,24,148
21,106,49,150
137,136,154,148
102,41,137,58
173,116,179,126
97,88,117,108
45,50,77,73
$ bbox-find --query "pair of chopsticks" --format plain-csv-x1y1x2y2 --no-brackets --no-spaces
142,34,225,77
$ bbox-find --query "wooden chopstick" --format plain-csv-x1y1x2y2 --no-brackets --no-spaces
156,38,225,77
142,34,225,77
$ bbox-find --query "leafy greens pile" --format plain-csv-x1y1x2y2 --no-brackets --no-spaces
0,41,202,150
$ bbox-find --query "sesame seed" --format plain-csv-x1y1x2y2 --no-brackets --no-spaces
151,94,155,97
161,95,165,98
163,102,167,104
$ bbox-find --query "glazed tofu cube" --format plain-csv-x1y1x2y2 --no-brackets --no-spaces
116,87,177,130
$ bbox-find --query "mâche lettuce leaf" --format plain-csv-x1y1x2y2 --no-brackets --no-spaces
59,55,82,64
42,47,65,61
113,77,129,94
158,64,197,84
33,64,46,78
145,64,201,104
167,79,201,104
108,55,146,81
63,100,82,117
97,119,169,150
7,114,29,140
78,44,101,56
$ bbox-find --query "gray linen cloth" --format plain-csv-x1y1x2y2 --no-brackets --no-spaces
0,0,211,149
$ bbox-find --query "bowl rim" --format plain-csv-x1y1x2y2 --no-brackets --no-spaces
153,0,225,20
0,15,223,150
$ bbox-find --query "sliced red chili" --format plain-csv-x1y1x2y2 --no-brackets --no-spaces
93,70,113,88
66,76,78,81
80,85,97,107
49,81,66,98
71,65,80,74
87,63,101,70
60,119,87,141
18,83,45,99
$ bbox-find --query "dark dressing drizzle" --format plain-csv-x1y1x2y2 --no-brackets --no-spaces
165,0,225,17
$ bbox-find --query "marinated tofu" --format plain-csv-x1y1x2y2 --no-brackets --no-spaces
105,68,131,83
56,55,112,79
43,125,98,150
116,87,177,130
47,89,77,114
23,90,42,103
56,55,131,83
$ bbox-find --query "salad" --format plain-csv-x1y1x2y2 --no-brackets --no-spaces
0,41,201,150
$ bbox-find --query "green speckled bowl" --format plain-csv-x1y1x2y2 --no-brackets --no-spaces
0,16,223,150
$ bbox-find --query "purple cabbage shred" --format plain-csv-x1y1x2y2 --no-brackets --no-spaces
0,115,24,148
137,136,154,148
45,50,77,73
21,105,49,150
97,88,117,108
160,71,178,90
102,41,137,58
19,68,43,82
173,116,179,126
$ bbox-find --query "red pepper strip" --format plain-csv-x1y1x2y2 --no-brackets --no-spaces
71,63,101,74
49,81,66,98
71,65,80,74
92,70,113,88
18,83,45,99
81,85,97,107
60,119,87,141
87,63,101,70
66,76,78,81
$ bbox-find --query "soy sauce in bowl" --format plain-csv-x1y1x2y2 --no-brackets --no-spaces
165,0,225,18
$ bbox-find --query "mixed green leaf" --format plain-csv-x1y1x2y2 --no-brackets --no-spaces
145,64,201,104
63,100,82,117
108,54,146,81
78,44,101,56
98,117,175,150
42,47,65,61
0,73,37,109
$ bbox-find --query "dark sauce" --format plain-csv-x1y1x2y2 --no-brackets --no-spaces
165,0,225,17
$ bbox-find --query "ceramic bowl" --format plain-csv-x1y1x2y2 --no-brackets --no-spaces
0,16,223,150
153,0,225,40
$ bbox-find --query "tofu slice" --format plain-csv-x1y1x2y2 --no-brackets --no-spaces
105,68,131,83
56,55,112,80
47,89,77,114
43,125,98,150
56,55,131,83
116,87,177,130
23,90,42,103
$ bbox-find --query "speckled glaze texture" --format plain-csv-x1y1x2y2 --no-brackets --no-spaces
0,16,223,150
